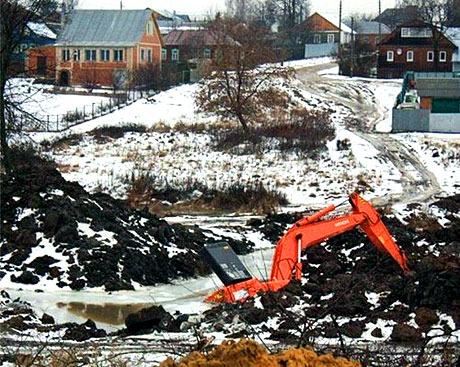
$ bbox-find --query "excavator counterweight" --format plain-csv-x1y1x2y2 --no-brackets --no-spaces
202,193,410,303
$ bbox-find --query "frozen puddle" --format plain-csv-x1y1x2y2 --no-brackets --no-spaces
6,248,275,331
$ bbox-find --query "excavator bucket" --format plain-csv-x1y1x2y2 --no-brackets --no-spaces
349,193,410,273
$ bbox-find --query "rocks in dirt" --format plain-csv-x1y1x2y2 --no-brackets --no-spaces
415,307,439,331
390,323,423,342
63,319,107,341
124,305,179,334
11,271,39,285
1,149,254,291
40,313,55,325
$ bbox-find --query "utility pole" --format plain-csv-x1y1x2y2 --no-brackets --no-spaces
120,1,123,10
351,16,355,78
378,0,381,43
339,0,342,74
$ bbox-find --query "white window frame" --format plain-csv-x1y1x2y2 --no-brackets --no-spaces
313,34,321,44
407,50,414,62
85,49,96,61
387,50,394,62
62,48,70,61
172,48,179,61
100,49,110,62
114,49,123,62
147,21,153,35
161,48,167,61
427,51,434,62
439,51,447,62
327,34,334,43
204,48,211,59
147,49,152,62
73,49,80,61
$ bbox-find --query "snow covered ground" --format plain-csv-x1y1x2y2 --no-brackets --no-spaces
6,61,459,356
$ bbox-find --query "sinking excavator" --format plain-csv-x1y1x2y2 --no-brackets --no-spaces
201,193,410,303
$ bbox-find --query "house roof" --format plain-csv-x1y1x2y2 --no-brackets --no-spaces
56,9,154,47
354,21,391,35
374,6,420,28
307,12,353,34
163,30,220,46
446,28,460,62
27,22,56,40
378,19,457,48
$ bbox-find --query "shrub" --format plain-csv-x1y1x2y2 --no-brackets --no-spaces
127,177,287,215
90,124,146,142
214,108,335,154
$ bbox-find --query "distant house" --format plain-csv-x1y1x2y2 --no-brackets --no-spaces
301,12,353,58
55,9,163,87
377,20,457,79
353,21,391,48
163,29,224,82
13,22,56,74
374,6,420,30
156,10,202,36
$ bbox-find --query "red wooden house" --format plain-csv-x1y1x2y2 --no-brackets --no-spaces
377,20,457,79
55,9,163,87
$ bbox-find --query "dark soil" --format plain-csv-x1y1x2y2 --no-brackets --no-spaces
0,148,253,291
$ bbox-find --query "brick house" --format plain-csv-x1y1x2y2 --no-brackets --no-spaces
377,20,457,79
302,12,353,58
55,9,163,87
14,22,56,75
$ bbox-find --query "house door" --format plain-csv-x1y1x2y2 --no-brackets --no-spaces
59,71,69,86
37,56,47,76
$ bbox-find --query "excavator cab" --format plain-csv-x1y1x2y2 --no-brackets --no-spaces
201,242,253,286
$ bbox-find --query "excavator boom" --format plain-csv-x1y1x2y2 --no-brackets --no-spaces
203,193,409,303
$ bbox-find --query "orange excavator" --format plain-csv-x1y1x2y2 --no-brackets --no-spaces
201,193,410,303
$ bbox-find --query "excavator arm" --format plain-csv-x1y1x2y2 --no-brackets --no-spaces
204,193,409,303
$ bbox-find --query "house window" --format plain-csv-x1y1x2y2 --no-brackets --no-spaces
407,50,414,62
387,50,394,62
146,21,154,35
114,49,123,62
204,48,211,59
364,36,370,44
427,51,434,62
62,49,70,61
172,48,179,61
401,27,432,38
161,48,167,60
327,34,334,43
314,34,321,44
439,51,447,62
140,48,145,62
73,49,80,61
147,49,152,62
101,49,110,62
85,49,96,61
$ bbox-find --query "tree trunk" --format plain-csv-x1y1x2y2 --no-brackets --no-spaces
236,112,249,132
0,68,9,171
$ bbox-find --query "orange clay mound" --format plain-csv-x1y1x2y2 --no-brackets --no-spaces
160,339,360,367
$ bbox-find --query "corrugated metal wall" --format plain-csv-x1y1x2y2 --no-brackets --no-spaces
304,43,338,58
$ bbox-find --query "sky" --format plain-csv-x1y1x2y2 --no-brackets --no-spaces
77,0,397,19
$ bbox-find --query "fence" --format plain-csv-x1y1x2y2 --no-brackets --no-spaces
392,108,460,133
19,88,157,133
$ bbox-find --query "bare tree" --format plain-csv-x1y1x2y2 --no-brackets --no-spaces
0,0,57,169
196,18,293,132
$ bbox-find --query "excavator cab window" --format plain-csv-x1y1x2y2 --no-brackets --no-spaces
201,242,252,286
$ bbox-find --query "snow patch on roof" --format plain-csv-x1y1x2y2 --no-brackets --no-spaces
27,22,56,39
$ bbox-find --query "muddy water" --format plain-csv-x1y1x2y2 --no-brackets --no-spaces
56,301,156,326
7,247,275,331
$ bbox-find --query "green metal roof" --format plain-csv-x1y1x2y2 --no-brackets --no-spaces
56,9,152,47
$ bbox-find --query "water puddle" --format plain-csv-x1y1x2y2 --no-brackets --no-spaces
56,301,155,326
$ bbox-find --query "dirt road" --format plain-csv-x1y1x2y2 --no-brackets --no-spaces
295,63,442,206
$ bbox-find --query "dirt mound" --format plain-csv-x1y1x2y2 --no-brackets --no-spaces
0,148,253,291
160,339,360,367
